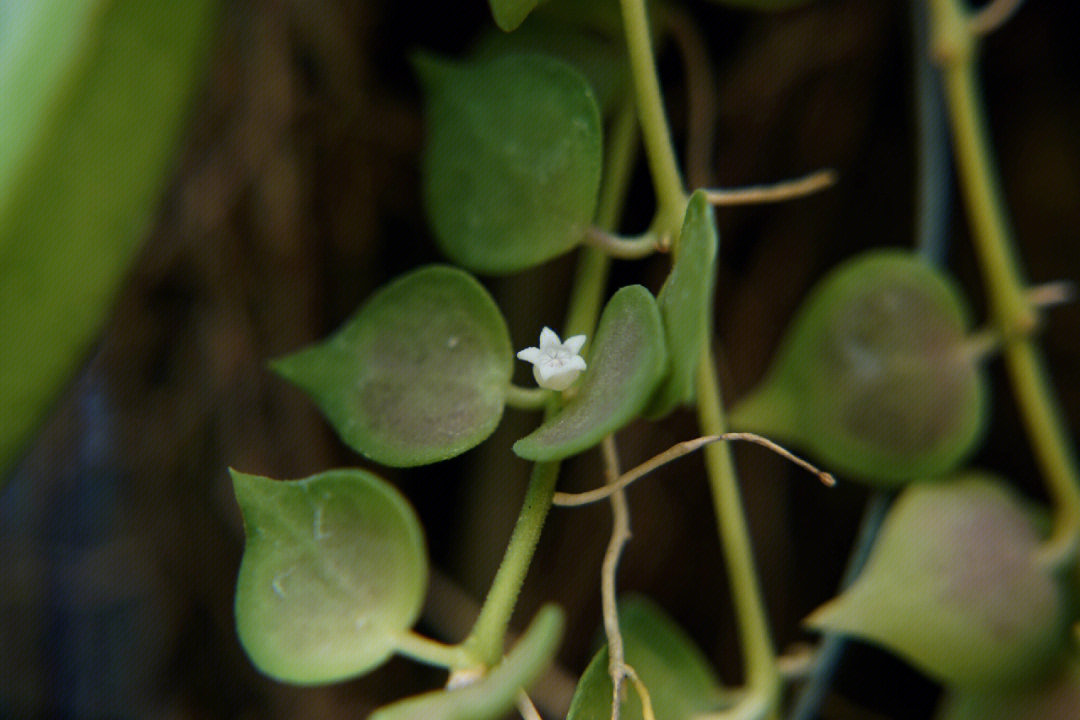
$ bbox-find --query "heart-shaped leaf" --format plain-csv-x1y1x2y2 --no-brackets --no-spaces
567,595,730,720
370,604,564,720
487,0,543,32
645,191,718,418
416,52,603,274
232,468,428,684
514,285,667,461
272,265,512,467
0,0,220,478
729,250,989,484
936,660,1080,720
806,474,1070,687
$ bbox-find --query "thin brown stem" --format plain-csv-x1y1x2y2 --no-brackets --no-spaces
703,169,837,206
968,0,1026,36
599,435,632,720
553,433,834,508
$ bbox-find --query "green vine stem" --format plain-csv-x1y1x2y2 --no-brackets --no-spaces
462,101,641,669
929,0,1080,562
618,0,781,712
465,459,561,667
696,346,781,718
622,0,781,712
395,630,478,670
617,0,687,244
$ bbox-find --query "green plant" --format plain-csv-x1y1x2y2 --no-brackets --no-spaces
0,1,221,478
229,1,1080,718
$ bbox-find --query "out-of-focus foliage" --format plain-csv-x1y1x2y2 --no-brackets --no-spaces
0,0,221,478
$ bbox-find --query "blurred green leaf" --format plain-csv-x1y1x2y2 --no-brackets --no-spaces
936,660,1080,720
232,468,428,684
487,0,544,32
729,249,988,485
567,595,730,720
416,52,602,274
645,191,718,418
371,605,564,720
272,265,513,467
514,285,667,461
0,0,220,478
806,474,1070,688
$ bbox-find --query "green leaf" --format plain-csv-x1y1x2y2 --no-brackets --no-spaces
936,660,1080,720
272,265,512,467
806,474,1070,688
416,52,603,274
232,468,428,684
729,249,989,485
645,191,718,418
487,0,543,32
514,285,667,461
0,0,220,478
471,14,629,117
567,595,730,720
370,605,564,720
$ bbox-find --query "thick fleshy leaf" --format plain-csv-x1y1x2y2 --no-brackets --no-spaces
645,191,718,418
272,265,512,467
936,660,1080,720
514,286,667,461
370,605,564,720
806,474,1070,687
471,15,628,116
0,0,220,478
729,249,988,485
416,52,602,274
487,0,543,32
232,468,427,684
568,596,730,720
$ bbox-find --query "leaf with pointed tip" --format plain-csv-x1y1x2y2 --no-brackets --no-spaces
936,660,1080,720
514,286,667,461
729,250,989,484
232,468,427,685
645,191,718,418
272,265,512,467
416,52,602,274
567,596,730,720
370,605,564,720
806,474,1070,687
487,0,543,32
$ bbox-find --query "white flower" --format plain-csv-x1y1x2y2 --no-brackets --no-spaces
516,327,587,391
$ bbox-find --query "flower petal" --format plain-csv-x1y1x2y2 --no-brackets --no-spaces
565,355,587,372
539,327,560,348
517,347,544,363
563,334,587,355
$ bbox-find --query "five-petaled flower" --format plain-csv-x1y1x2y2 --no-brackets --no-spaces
517,327,587,391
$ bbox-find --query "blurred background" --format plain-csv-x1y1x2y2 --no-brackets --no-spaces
2,1,1078,718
